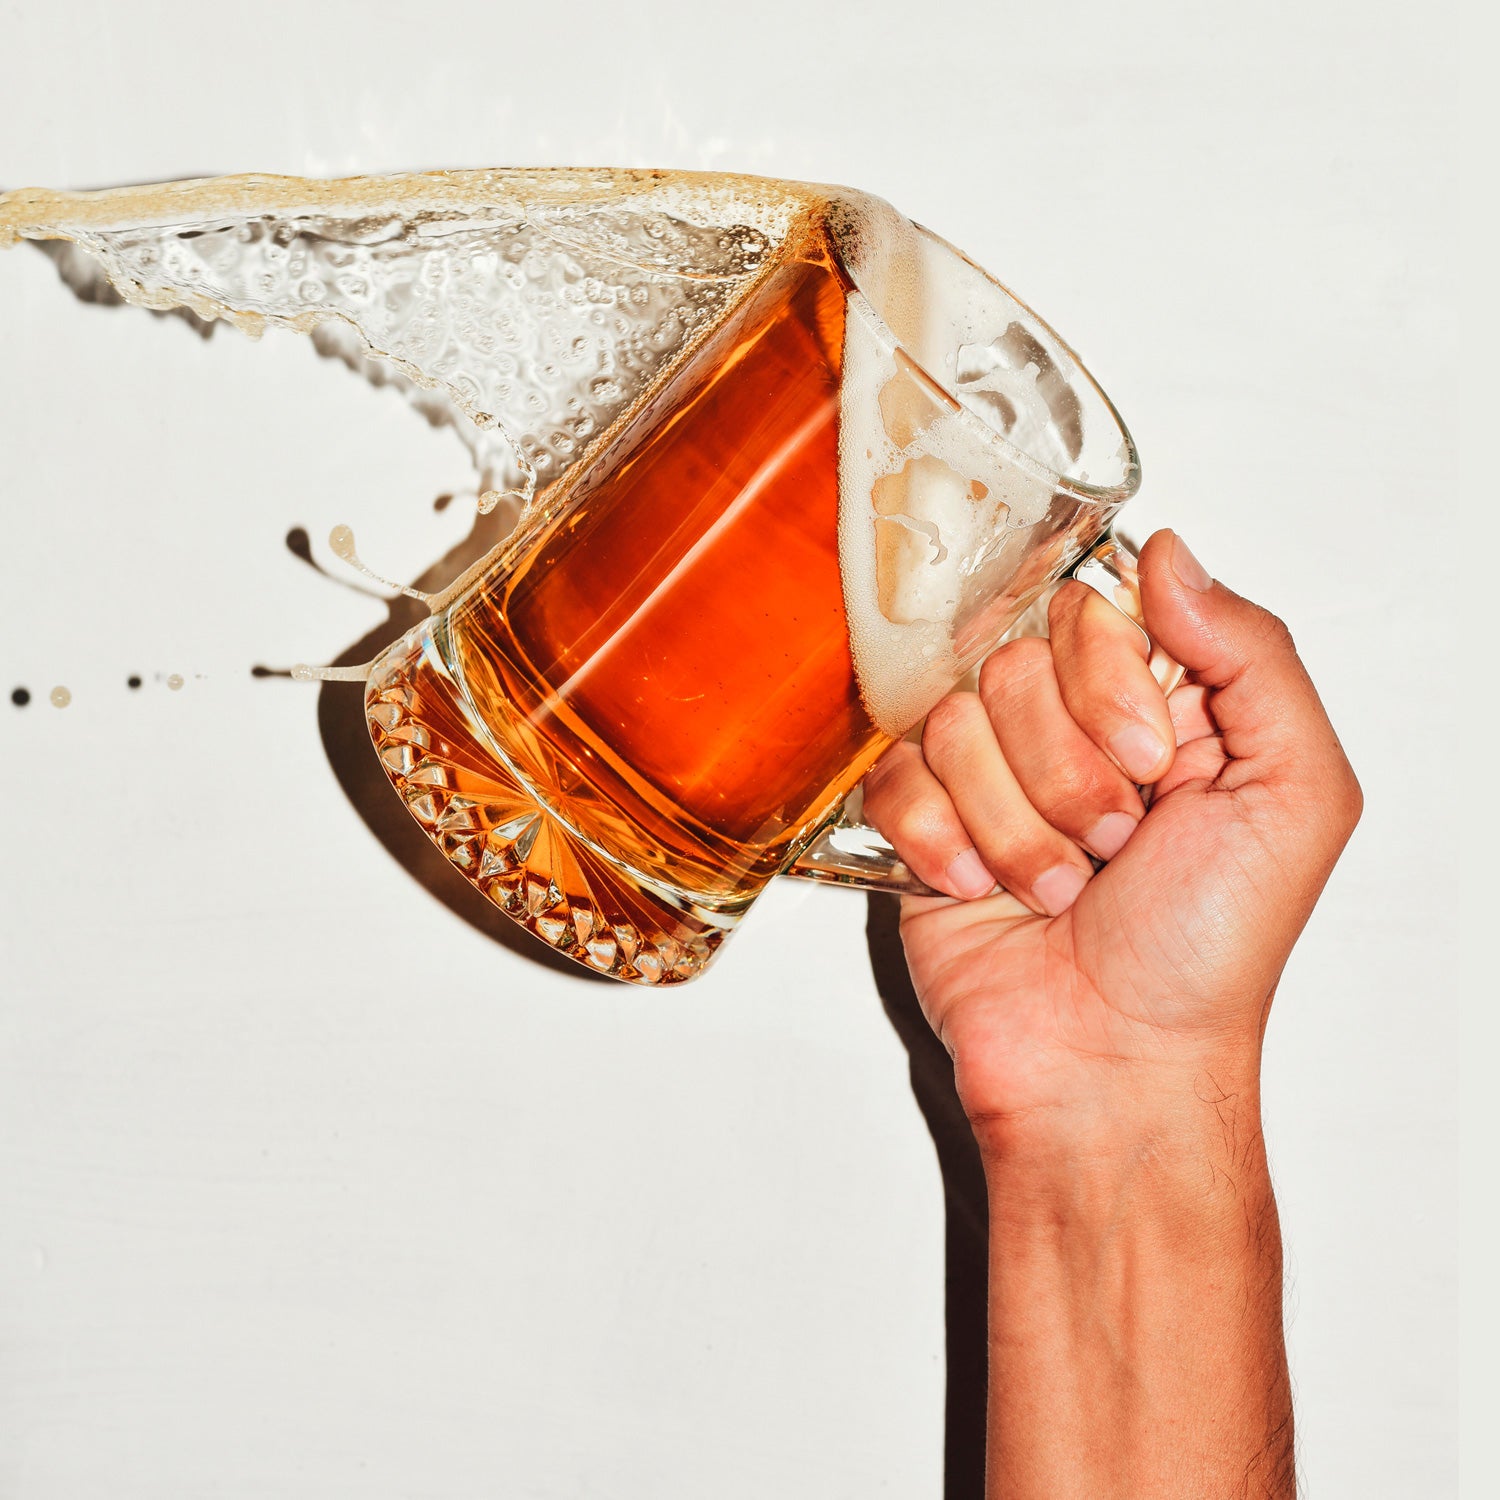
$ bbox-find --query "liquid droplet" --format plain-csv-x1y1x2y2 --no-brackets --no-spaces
290,660,376,684
328,523,357,560
127,674,142,690
49,686,71,708
326,524,436,608
11,686,31,707
166,674,184,691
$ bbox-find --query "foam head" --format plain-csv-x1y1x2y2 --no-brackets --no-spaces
827,191,1139,735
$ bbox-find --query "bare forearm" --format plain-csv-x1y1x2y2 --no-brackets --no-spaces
979,1069,1294,1499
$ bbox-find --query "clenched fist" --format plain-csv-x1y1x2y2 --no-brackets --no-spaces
862,528,1360,1498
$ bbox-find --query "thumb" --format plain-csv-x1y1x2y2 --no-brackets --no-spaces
1136,530,1354,800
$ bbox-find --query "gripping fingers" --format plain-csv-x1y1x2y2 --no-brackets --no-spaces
861,741,998,900
1047,580,1176,784
920,692,1097,917
863,578,1187,912
978,636,1147,862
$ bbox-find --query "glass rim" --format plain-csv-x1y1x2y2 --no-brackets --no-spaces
842,221,1142,510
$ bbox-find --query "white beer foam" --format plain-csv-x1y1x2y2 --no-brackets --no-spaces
830,192,1132,737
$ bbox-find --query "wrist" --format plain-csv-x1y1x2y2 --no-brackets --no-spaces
974,1053,1269,1234
978,1060,1292,1500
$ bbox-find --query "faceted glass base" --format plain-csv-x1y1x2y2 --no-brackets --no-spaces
364,625,740,985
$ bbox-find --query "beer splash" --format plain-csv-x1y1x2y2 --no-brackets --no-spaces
0,171,800,514
1,170,1140,984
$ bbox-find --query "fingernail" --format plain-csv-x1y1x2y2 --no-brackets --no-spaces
1108,723,1167,781
1034,863,1089,917
1085,810,1137,861
945,848,996,900
1171,532,1213,592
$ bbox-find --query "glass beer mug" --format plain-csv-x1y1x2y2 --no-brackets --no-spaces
0,170,1172,985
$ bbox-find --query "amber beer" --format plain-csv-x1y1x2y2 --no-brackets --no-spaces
443,220,890,907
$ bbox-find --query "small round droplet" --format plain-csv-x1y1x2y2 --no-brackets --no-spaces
328,524,356,560
11,686,30,707
127,674,142,690
49,686,71,708
166,674,184,691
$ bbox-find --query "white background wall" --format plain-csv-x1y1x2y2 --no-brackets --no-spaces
0,2,1468,1495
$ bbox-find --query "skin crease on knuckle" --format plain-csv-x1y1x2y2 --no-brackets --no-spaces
1000,706,1121,832
978,637,1053,701
920,692,992,776
890,792,960,867
1037,758,1118,832
1250,608,1297,658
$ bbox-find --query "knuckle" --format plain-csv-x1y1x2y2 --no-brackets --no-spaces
1251,607,1297,656
1337,763,1365,833
888,797,944,856
921,691,986,763
1046,579,1092,634
1038,759,1110,822
865,775,953,861
979,637,1051,701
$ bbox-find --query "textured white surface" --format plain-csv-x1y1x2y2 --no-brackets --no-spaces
0,2,1466,1496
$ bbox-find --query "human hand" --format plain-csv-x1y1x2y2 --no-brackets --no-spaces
863,527,1359,1495
861,528,1362,1155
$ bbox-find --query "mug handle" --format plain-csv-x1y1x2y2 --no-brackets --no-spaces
785,531,1185,894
